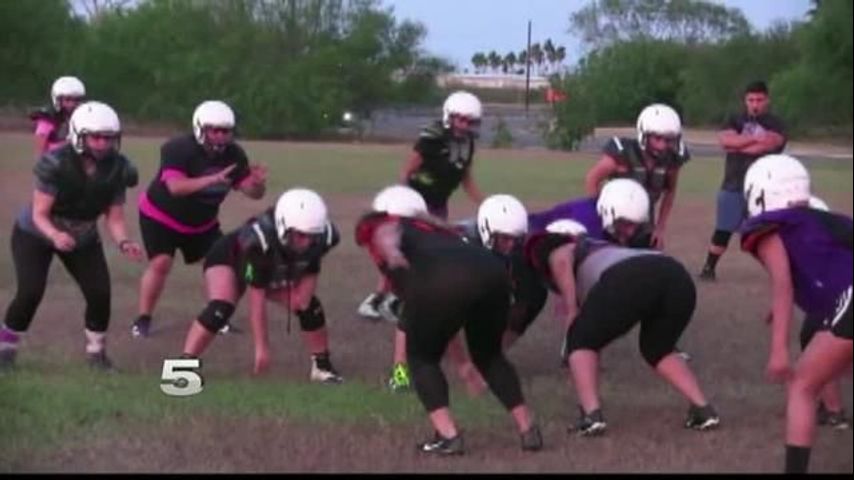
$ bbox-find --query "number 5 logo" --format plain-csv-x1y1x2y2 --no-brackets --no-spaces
161,358,204,397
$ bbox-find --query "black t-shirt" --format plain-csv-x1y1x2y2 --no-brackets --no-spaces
721,112,787,192
406,121,475,208
145,133,251,228
232,209,339,290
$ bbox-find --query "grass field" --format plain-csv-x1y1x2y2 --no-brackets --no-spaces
0,132,851,472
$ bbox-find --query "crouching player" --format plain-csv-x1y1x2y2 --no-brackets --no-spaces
180,188,343,383
525,184,720,436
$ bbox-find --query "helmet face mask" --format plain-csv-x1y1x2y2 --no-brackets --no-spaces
477,194,528,253
68,101,122,157
274,189,329,252
372,186,427,218
744,154,811,217
193,101,236,153
51,76,86,111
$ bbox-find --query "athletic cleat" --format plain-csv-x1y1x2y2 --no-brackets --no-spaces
357,292,385,320
417,432,464,456
684,404,720,431
675,348,692,362
698,266,716,282
0,349,17,371
817,404,850,430
377,294,402,324
520,424,543,452
131,315,151,338
86,351,114,371
387,363,411,392
310,353,343,384
569,408,607,437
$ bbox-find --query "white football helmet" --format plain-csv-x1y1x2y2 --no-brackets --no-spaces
442,91,482,128
636,103,681,146
51,76,86,110
744,154,811,218
192,100,235,145
477,194,528,248
545,219,588,236
67,101,121,154
808,196,829,212
597,178,650,232
274,189,329,244
372,185,427,217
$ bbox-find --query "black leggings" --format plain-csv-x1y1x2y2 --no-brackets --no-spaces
403,249,525,413
4,225,111,333
567,255,696,366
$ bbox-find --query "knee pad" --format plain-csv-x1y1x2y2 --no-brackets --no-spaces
711,230,732,248
297,296,325,332
198,300,235,333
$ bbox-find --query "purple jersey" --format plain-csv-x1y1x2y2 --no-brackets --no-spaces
528,197,604,239
741,207,853,320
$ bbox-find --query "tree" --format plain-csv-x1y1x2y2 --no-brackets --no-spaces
570,0,751,50
555,46,567,72
772,0,852,130
471,52,487,74
530,43,543,75
543,38,556,74
504,52,517,74
487,50,502,73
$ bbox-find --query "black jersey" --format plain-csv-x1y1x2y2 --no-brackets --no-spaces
406,121,475,207
229,209,339,290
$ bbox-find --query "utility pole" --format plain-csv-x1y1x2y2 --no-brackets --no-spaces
525,20,532,114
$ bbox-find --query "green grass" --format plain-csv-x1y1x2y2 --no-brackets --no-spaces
0,364,510,456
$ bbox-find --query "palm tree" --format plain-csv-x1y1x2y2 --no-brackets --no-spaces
471,52,487,74
555,46,566,73
543,39,556,74
504,52,517,75
530,43,543,76
488,50,502,74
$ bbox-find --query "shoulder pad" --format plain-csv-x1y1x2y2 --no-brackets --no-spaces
739,218,780,254
323,222,341,250
29,106,57,122
419,122,445,140
33,151,65,185
116,155,139,188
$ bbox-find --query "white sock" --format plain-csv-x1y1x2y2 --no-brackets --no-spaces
84,329,106,354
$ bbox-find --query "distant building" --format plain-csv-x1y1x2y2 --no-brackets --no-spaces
437,73,550,91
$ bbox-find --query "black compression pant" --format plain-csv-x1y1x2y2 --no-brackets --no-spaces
403,249,525,412
4,224,111,333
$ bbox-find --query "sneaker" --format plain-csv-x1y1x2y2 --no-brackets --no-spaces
0,349,17,371
217,322,241,335
310,353,343,384
417,431,464,456
685,404,720,431
378,294,402,324
86,351,114,371
675,348,692,362
387,362,411,392
357,292,385,320
520,424,543,452
817,404,850,430
131,315,151,338
698,266,716,282
569,408,607,437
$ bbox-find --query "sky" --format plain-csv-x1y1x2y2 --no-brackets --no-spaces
384,0,813,70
